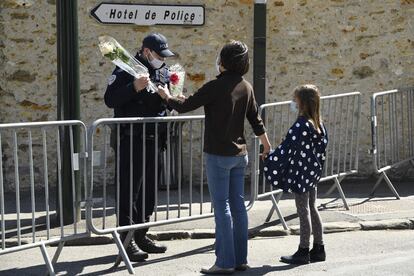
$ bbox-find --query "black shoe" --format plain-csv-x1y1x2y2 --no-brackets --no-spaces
310,244,326,262
280,247,310,265
120,233,148,262
136,235,167,254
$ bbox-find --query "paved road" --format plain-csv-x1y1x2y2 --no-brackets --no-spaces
1,230,413,275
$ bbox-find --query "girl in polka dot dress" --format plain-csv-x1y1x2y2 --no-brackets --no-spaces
264,84,328,265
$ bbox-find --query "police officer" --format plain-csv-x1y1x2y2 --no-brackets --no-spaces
104,33,174,262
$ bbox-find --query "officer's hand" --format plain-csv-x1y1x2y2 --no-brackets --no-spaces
157,84,171,100
177,94,186,102
133,75,150,92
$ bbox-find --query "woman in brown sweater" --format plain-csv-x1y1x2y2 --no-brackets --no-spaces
157,41,271,274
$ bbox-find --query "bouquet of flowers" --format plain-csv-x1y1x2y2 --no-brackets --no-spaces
168,64,186,97
98,35,157,92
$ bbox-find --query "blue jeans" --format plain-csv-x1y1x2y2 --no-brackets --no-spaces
205,153,249,268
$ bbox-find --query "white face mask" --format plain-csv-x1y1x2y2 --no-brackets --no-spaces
148,51,164,69
216,55,221,74
290,101,298,113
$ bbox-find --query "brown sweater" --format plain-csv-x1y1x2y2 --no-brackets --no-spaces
167,71,266,156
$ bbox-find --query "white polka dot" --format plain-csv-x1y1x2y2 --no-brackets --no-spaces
278,145,282,149
281,150,284,154
314,162,318,167
273,170,277,175
305,144,310,149
322,156,326,160
298,161,303,166
268,176,272,180
301,175,304,179
264,167,268,171
288,188,292,193
301,141,305,145
288,178,292,183
289,169,293,173
308,158,311,162
296,171,299,175
313,134,317,138
290,160,295,165
274,181,278,185
306,122,309,127
292,136,296,141
298,184,301,188
289,129,293,134
306,179,309,183
302,131,307,136
304,166,308,170
323,139,327,144
274,156,278,161
303,188,306,192
310,171,315,175
296,123,300,127
317,153,321,157
301,153,306,158
288,149,292,153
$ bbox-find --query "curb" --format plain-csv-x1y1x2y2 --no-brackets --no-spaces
18,218,414,246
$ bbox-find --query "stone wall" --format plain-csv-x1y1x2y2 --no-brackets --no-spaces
0,0,413,190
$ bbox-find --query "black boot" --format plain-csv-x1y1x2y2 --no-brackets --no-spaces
310,243,326,262
120,233,148,262
136,235,167,254
280,247,310,265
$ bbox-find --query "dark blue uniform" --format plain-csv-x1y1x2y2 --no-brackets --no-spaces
104,54,170,239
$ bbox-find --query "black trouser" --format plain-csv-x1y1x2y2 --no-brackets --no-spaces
117,134,163,240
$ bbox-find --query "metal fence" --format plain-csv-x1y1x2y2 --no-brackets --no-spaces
252,92,361,227
370,88,414,198
86,115,257,273
0,120,89,276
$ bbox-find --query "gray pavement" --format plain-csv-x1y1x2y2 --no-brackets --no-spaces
1,230,414,275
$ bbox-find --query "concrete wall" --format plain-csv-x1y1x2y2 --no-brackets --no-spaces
1,0,413,189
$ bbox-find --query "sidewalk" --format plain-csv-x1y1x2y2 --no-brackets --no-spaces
2,178,414,245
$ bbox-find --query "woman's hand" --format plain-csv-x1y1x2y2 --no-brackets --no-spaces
157,84,172,100
259,133,272,161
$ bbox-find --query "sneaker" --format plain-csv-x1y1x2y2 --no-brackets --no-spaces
310,244,326,262
280,247,310,265
200,265,234,275
136,235,167,254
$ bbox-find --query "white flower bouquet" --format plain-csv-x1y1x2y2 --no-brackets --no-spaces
98,35,157,91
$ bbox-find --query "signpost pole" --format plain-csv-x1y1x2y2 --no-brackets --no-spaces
56,0,81,225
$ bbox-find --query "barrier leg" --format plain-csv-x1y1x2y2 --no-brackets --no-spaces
334,177,349,210
266,193,289,230
370,172,400,199
370,173,384,196
324,176,345,197
265,205,275,223
44,241,65,276
40,243,56,276
112,230,134,274
383,172,400,199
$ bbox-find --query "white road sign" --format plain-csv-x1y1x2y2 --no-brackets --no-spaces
90,3,205,26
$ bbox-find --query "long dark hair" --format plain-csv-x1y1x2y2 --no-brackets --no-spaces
219,40,249,75
294,84,322,133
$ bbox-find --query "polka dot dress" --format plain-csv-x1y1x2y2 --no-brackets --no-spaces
264,116,328,194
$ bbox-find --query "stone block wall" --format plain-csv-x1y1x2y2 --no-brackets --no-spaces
0,0,413,190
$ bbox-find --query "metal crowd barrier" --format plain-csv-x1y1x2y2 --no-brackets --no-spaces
370,88,414,198
252,92,361,227
0,120,89,276
86,115,257,274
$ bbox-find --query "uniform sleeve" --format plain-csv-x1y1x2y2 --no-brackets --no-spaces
104,69,143,108
167,81,216,113
264,119,307,188
246,91,266,136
